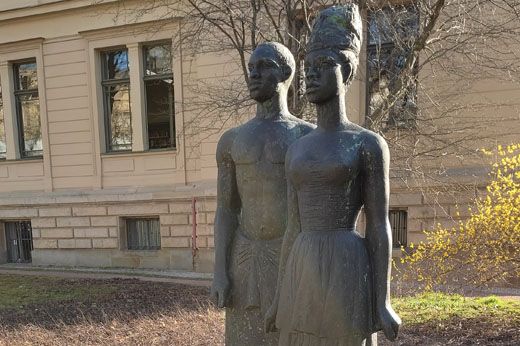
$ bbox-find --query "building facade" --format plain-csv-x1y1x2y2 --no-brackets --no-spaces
0,0,518,271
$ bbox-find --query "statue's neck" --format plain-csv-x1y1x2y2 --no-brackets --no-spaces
316,94,349,130
256,92,290,120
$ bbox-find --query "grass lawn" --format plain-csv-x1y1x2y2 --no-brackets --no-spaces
0,275,117,309
0,274,518,345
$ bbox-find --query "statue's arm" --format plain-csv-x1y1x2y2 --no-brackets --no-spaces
211,130,240,308
362,133,401,340
265,146,301,331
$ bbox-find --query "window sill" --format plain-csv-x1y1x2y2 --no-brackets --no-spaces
101,148,177,159
120,249,163,256
0,157,43,164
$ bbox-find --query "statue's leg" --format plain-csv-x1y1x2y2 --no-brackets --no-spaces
364,333,377,346
225,307,279,346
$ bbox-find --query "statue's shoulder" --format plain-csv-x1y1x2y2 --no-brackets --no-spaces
358,128,389,162
216,127,239,161
286,114,316,136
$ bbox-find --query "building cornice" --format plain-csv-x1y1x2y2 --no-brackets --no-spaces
0,0,118,22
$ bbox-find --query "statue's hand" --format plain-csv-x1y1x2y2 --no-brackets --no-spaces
264,302,278,333
377,303,401,341
210,273,230,308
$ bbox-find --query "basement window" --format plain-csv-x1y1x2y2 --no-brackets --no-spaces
126,218,161,250
389,209,408,248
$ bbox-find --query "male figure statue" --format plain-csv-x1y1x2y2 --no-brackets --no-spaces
211,42,314,345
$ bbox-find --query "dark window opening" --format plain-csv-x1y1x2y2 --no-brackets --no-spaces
101,48,132,152
5,221,33,263
143,43,175,150
13,60,42,158
389,209,407,248
126,218,161,250
366,5,419,130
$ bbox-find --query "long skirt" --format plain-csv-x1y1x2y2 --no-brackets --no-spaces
275,230,376,346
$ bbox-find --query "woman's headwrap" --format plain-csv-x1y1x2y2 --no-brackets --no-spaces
307,4,363,56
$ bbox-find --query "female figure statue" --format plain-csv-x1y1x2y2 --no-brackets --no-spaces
265,5,401,345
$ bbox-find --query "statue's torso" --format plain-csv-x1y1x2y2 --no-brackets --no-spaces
287,127,367,232
231,117,312,240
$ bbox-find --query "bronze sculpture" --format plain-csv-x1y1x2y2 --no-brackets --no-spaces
211,42,315,345
265,5,401,345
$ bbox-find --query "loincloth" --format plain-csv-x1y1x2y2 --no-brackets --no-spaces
229,232,282,314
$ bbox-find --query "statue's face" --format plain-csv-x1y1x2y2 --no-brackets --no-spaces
247,46,286,102
304,49,343,104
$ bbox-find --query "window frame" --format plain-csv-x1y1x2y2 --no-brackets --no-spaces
124,217,161,251
100,47,132,153
12,58,43,159
142,41,176,151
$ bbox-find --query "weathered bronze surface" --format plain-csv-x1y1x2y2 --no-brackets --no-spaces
265,5,401,345
211,42,315,345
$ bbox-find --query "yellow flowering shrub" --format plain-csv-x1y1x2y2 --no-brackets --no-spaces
401,144,520,290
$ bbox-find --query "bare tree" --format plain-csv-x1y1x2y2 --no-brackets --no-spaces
98,0,520,202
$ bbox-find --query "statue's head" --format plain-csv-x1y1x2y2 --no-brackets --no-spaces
248,42,295,102
305,5,362,104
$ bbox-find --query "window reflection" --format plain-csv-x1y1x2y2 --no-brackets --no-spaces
105,85,132,151
145,44,173,76
19,95,42,156
101,48,132,152
16,62,38,90
13,60,42,158
366,6,419,129
144,42,175,150
103,50,129,80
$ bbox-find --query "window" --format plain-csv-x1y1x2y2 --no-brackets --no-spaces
0,80,6,159
101,48,132,152
5,221,33,263
13,60,42,158
143,43,175,149
126,218,161,250
389,209,407,248
366,5,419,129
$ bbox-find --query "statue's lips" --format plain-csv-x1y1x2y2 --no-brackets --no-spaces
248,83,262,91
306,84,321,93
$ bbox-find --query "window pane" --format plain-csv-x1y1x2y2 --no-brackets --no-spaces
127,218,161,250
144,44,172,76
18,94,42,157
367,5,419,129
367,44,417,128
102,49,129,80
145,79,175,149
0,82,5,158
104,84,132,151
15,61,38,90
368,6,419,46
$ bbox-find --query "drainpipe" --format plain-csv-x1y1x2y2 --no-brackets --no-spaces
191,197,198,268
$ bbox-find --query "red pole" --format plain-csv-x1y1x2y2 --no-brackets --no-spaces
191,197,198,259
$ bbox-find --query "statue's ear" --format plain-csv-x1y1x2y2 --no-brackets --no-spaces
282,65,292,81
342,61,353,84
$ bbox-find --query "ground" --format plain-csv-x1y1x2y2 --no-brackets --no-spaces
0,274,518,345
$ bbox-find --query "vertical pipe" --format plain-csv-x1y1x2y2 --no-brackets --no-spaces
191,197,198,262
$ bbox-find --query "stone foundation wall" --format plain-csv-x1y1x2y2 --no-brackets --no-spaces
0,196,216,272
